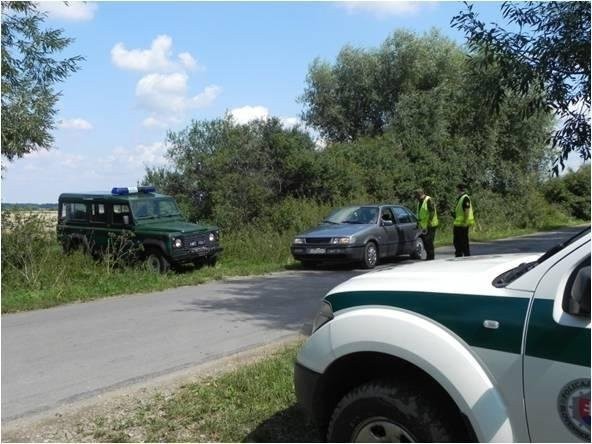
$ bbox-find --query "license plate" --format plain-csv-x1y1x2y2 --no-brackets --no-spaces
190,246,209,255
307,248,326,254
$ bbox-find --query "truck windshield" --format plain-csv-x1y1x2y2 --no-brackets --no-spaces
493,227,591,287
130,198,181,220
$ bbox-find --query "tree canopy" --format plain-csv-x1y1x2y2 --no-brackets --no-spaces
452,1,591,174
1,2,83,161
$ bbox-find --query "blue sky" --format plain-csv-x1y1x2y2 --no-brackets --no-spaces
1,1,583,203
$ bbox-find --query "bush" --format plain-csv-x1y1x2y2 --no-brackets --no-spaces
543,165,591,220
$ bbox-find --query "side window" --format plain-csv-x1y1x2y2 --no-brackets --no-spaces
392,207,411,224
381,207,394,222
112,204,131,225
63,202,88,222
563,256,591,317
90,203,107,224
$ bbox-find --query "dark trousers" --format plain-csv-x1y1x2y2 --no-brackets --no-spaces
453,226,470,257
422,227,437,260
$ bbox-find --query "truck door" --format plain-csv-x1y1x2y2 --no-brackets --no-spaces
523,243,590,442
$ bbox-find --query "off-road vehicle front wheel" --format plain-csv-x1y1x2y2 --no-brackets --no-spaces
144,249,170,273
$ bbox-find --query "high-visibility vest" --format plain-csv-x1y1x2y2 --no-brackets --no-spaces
454,193,475,227
417,196,439,229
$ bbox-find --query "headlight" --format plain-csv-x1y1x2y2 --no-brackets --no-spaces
312,300,334,332
209,232,215,242
293,238,305,245
331,236,352,245
173,238,183,248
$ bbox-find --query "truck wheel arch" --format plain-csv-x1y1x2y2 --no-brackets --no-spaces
300,307,516,442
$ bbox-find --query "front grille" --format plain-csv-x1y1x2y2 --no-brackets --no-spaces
305,237,331,244
184,233,209,247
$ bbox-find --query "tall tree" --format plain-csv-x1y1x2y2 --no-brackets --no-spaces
452,1,591,173
299,30,465,143
1,2,83,161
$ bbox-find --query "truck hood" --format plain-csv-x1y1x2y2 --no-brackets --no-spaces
135,220,213,234
297,223,374,238
328,253,543,297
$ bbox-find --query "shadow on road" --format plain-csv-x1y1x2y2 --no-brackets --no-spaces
174,227,584,332
243,404,320,443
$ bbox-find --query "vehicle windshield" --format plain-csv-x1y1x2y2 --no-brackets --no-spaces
493,227,591,287
130,198,182,220
323,206,379,225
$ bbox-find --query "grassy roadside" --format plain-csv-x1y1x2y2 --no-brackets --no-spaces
2,342,314,443
91,344,313,443
2,220,586,314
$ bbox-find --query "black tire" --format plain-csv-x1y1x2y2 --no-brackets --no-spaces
362,242,378,269
327,379,461,443
205,255,218,267
144,249,170,273
63,237,89,255
410,237,427,260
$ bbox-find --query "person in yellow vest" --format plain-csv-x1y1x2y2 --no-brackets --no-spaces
453,183,475,257
415,188,438,260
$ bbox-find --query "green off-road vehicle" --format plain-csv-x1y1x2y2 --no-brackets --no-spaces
57,186,222,272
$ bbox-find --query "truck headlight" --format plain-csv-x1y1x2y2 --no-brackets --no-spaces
312,301,334,332
293,238,305,245
209,232,215,242
173,238,183,248
331,237,352,245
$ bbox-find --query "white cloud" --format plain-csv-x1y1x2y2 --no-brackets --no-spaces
20,149,85,171
178,52,198,71
340,1,434,18
142,116,171,129
135,72,221,116
111,35,201,73
38,1,98,21
58,118,93,130
106,142,169,167
280,117,302,129
230,106,270,124
229,107,303,129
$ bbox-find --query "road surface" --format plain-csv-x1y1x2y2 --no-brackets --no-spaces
1,227,584,422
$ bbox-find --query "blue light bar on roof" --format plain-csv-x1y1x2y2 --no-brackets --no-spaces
111,186,156,195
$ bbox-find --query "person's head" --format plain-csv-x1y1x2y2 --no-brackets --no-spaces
456,183,467,193
414,188,425,200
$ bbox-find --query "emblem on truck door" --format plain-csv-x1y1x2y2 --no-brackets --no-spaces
558,378,591,441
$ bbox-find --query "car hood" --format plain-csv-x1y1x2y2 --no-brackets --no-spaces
135,220,213,234
327,253,543,298
298,223,374,238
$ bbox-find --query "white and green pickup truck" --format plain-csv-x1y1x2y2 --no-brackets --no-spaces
295,228,590,443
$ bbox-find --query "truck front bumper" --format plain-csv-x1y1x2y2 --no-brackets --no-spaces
171,245,223,263
294,360,322,421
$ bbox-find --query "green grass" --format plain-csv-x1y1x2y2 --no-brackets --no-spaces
90,343,317,443
1,217,586,314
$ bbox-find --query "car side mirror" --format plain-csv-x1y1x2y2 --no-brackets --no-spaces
381,219,394,227
567,265,590,316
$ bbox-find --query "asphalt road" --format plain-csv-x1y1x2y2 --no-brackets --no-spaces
1,226,585,422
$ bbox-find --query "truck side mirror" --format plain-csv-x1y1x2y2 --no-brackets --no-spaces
566,265,590,317
123,215,130,225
